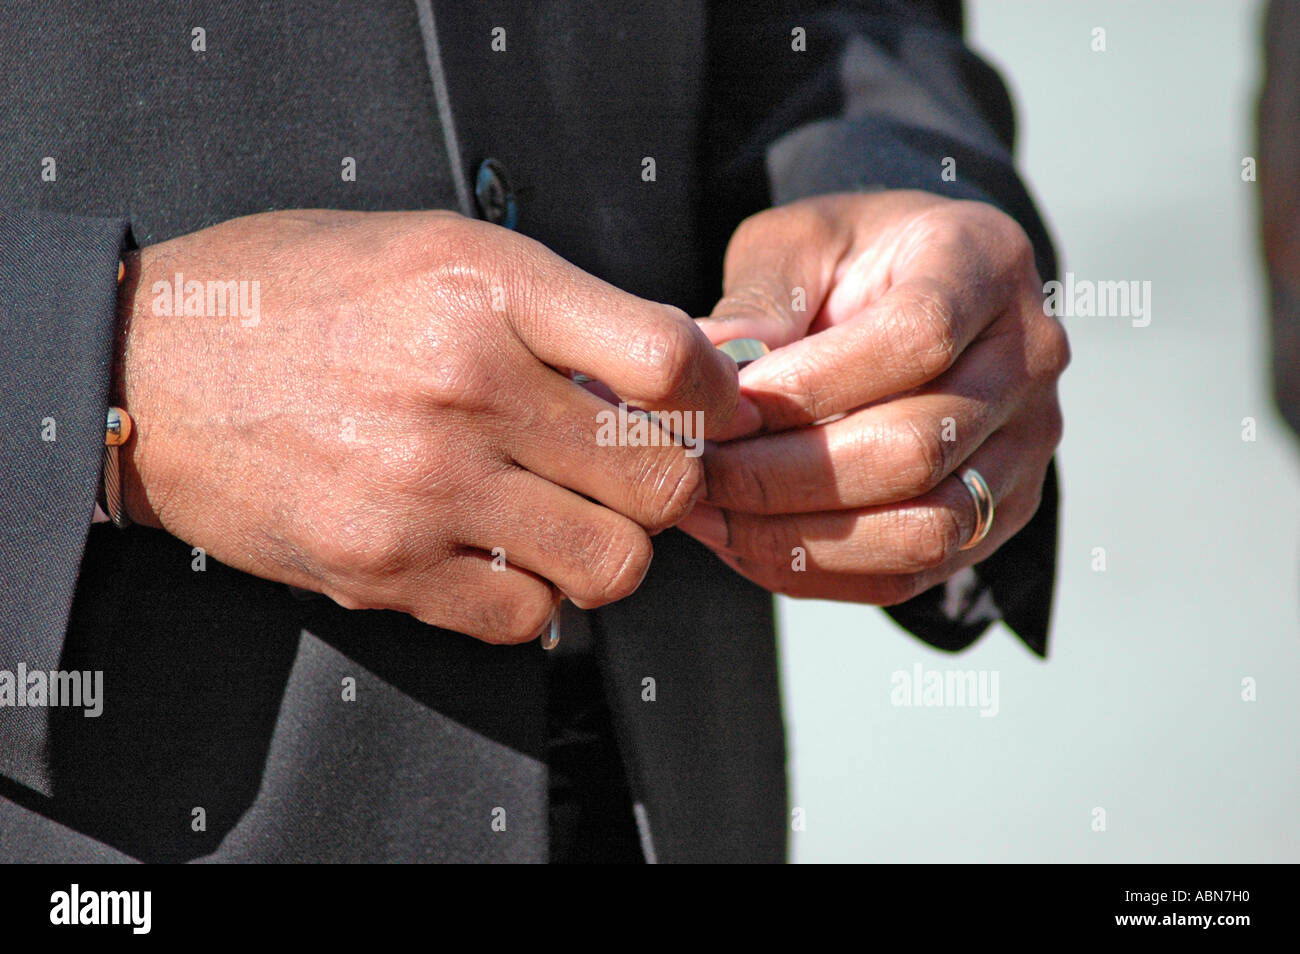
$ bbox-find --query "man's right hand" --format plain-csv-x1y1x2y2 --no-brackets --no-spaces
115,209,738,643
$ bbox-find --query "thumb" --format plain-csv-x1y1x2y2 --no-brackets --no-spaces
695,204,843,350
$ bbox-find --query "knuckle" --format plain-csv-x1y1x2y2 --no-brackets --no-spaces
494,593,556,645
407,222,490,298
585,527,654,605
635,316,700,402
767,357,826,423
413,338,499,413
897,505,962,571
637,453,705,531
891,418,951,496
315,511,410,581
893,285,959,380
1038,317,1073,380
930,202,1037,281
913,206,974,248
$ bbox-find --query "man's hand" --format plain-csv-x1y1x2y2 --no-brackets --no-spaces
117,209,738,643
680,191,1069,605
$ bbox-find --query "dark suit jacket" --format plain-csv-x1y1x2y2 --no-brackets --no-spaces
0,0,1057,862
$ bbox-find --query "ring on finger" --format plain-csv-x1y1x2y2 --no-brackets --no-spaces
956,466,995,551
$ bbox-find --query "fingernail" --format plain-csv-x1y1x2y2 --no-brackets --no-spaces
678,501,728,547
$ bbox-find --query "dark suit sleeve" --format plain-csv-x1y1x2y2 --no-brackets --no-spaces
0,208,130,796
701,0,1059,656
1260,0,1300,440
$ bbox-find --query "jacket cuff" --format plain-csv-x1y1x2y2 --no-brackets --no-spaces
0,208,130,796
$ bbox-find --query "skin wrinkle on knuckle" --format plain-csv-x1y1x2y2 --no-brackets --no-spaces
543,507,646,605
897,505,961,571
634,319,698,403
623,446,696,529
653,454,705,529
902,288,960,380
592,530,653,604
896,416,950,496
768,356,825,423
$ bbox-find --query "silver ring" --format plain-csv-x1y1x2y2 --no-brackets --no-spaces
957,466,995,551
540,603,561,650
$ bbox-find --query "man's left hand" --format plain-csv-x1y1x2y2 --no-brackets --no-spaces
679,190,1070,605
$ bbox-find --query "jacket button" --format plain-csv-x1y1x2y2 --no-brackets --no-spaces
474,158,517,229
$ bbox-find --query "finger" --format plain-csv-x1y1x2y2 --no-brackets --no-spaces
707,547,954,605
727,277,997,435
679,428,1024,576
348,548,558,647
946,403,1061,564
695,200,850,351
717,202,1038,435
499,244,740,429
700,334,1020,514
463,468,653,610
505,367,707,532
